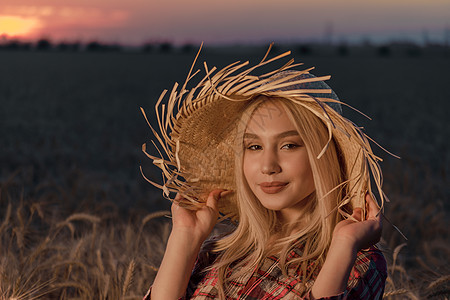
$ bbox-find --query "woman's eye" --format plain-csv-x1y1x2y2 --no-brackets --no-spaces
246,144,262,150
281,143,299,150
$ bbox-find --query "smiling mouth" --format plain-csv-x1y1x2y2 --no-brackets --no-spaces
259,182,288,194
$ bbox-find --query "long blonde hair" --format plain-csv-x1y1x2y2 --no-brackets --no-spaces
211,96,347,297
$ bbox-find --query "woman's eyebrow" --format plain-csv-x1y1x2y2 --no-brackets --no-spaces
277,130,299,139
243,133,258,139
243,130,299,140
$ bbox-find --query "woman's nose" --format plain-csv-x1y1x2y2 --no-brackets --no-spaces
261,150,281,175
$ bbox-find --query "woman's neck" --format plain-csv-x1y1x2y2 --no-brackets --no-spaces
275,191,316,225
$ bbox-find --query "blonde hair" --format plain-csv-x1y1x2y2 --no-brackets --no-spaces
211,96,347,298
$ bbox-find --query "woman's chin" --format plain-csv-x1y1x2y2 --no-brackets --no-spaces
260,202,286,212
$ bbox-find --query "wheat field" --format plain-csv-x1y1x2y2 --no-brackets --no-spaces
0,45,449,299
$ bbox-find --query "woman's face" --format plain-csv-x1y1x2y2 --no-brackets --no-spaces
243,100,315,221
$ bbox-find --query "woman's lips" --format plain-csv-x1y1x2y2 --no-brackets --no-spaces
259,182,288,194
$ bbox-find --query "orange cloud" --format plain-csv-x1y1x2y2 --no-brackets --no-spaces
2,5,128,25
0,5,130,40
0,15,41,37
54,7,129,27
5,5,52,15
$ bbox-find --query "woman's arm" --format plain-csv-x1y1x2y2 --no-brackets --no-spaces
311,193,383,299
151,190,227,300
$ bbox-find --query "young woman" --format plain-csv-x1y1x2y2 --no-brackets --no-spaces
141,46,387,299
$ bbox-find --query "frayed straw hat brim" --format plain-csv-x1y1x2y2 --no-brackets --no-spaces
141,44,388,221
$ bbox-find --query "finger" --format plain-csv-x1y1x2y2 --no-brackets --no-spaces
365,193,381,220
170,201,180,214
351,207,363,222
174,193,183,202
205,189,225,212
173,193,184,207
220,190,233,198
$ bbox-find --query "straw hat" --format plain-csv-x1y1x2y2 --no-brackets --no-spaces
141,45,385,221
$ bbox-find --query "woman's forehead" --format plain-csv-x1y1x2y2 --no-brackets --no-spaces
251,100,286,120
244,101,298,135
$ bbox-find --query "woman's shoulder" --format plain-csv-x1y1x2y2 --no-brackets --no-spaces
193,221,236,272
194,237,221,271
346,245,387,298
353,245,387,278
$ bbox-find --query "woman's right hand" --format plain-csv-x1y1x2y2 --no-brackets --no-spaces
151,189,229,299
171,189,228,242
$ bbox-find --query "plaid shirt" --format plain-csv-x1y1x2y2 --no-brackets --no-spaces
144,243,386,300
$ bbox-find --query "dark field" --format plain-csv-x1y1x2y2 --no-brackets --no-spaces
0,47,449,298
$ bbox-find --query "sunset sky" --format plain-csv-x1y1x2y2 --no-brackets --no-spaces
0,0,449,45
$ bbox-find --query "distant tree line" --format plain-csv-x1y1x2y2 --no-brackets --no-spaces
0,38,448,57
0,39,121,52
0,38,195,54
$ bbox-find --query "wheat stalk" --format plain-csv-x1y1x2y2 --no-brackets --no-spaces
65,213,101,224
384,288,420,299
122,259,136,297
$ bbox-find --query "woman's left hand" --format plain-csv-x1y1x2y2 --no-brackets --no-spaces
332,192,382,251
311,193,382,298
